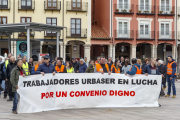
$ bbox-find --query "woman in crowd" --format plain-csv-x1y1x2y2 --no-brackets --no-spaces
122,59,131,74
137,59,142,67
142,58,150,70
66,61,74,73
111,60,120,73
86,60,95,73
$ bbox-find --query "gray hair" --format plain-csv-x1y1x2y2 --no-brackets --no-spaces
80,58,85,63
158,60,163,64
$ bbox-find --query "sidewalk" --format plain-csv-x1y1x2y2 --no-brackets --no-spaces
0,81,180,120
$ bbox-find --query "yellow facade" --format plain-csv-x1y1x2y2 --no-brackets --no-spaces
0,0,91,61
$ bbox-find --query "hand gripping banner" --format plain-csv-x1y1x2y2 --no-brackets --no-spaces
17,73,162,113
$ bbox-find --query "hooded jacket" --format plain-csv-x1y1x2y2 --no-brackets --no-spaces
126,63,140,75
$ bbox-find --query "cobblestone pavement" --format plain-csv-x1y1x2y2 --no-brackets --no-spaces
0,81,180,120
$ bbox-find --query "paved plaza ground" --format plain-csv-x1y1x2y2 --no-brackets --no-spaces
0,80,180,120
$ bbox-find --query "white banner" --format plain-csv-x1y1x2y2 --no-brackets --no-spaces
17,73,162,113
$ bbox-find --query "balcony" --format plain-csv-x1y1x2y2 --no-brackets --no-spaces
44,31,57,37
44,1,61,13
136,5,155,15
158,6,175,16
114,30,134,40
114,4,134,14
136,31,155,40
0,0,11,10
66,28,87,38
66,1,88,12
18,0,35,11
158,31,175,40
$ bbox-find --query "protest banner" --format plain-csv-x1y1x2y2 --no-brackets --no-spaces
17,73,162,113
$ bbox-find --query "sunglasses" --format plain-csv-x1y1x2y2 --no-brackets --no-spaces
44,58,48,60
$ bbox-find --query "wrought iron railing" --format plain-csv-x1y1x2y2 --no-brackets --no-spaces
66,28,87,38
136,5,155,14
136,31,155,39
158,6,175,15
114,4,134,13
66,1,88,11
18,0,35,10
0,0,11,9
157,31,175,40
44,1,61,10
114,30,134,39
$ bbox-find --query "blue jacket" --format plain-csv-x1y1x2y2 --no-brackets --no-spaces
142,64,160,75
126,63,140,75
31,66,35,75
35,63,55,74
79,63,87,73
168,59,176,78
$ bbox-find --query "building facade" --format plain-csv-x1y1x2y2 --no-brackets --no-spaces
0,0,91,61
92,0,177,62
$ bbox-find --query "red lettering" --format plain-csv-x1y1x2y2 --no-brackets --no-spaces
70,91,74,97
95,90,99,96
102,90,107,96
81,91,86,96
109,90,114,96
124,91,129,96
50,92,54,98
62,91,67,97
118,91,123,96
56,91,61,97
75,91,80,97
115,90,117,96
130,91,135,96
90,90,94,96
41,93,45,99
46,92,49,98
86,91,91,96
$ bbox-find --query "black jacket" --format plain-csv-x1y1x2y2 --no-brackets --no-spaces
6,62,17,79
28,62,33,74
107,61,113,70
141,63,146,70
0,62,5,80
159,64,166,77
72,61,79,73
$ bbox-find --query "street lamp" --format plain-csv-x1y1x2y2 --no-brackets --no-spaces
163,46,166,52
73,45,77,51
121,46,125,53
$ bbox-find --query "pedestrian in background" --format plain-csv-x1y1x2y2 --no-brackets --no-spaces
5,56,16,101
22,56,30,75
122,59,131,74
142,58,150,70
137,59,142,67
55,60,67,73
31,61,38,75
0,57,5,96
158,60,166,96
28,58,33,75
165,56,176,98
71,57,78,73
66,61,74,73
78,59,87,73
35,55,56,76
162,61,167,90
86,60,95,73
10,59,26,114
84,57,89,67
111,60,120,73
95,56,100,64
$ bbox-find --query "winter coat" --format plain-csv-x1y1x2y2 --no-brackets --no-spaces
142,64,160,75
79,63,87,73
85,65,94,73
6,62,17,79
126,63,141,75
35,63,55,74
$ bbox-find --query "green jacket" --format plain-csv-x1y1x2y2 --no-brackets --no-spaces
85,65,94,73
10,66,26,92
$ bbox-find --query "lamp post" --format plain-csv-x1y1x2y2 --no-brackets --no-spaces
121,46,125,53
73,45,77,51
163,46,166,52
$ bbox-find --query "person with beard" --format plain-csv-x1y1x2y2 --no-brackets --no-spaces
5,56,16,101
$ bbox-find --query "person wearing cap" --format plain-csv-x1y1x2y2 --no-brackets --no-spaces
71,57,78,73
35,55,55,76
78,58,87,73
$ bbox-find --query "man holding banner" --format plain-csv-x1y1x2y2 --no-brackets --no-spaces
10,59,26,114
126,58,141,75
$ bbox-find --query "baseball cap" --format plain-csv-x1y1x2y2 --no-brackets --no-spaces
72,57,75,60
44,55,50,59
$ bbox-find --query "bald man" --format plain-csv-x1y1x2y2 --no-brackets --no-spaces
4,56,16,100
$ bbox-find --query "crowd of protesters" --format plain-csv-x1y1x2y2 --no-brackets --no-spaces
0,53,177,114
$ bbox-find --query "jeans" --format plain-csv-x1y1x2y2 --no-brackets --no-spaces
167,75,176,95
162,76,166,87
12,92,19,111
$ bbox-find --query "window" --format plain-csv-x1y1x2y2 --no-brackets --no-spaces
0,0,8,8
140,22,149,38
72,0,82,10
21,0,32,9
140,0,149,12
71,18,81,37
0,17,7,24
21,17,31,23
47,0,57,8
118,21,128,37
161,22,169,38
119,0,128,12
161,0,170,13
46,18,57,35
